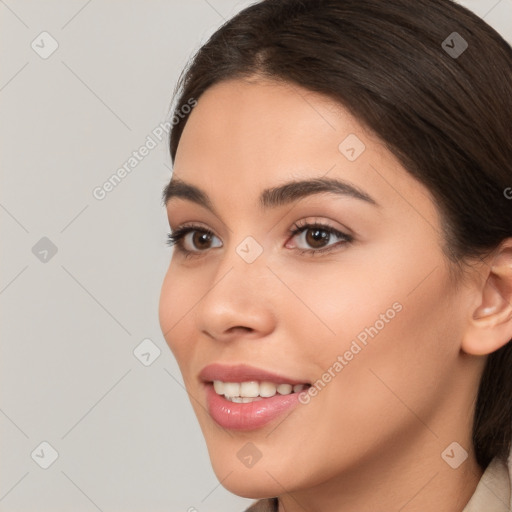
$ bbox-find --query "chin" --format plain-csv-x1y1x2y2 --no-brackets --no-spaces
208,447,306,499
213,468,282,499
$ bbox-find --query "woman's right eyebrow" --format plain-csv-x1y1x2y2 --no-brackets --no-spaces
163,175,380,216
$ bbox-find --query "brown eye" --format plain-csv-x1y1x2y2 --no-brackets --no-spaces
304,228,331,249
183,229,222,252
288,222,353,255
191,231,213,250
166,225,222,255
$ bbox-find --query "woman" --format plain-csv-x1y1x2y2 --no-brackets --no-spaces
159,0,512,510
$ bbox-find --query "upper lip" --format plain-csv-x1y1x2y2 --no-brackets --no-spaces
199,363,309,385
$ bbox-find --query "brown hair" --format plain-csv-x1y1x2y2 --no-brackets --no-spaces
165,0,512,470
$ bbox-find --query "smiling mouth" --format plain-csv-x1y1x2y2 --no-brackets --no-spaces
210,380,311,403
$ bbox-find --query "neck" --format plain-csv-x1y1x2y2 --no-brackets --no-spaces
277,430,483,512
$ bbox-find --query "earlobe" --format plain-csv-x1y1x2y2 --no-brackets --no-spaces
461,240,512,356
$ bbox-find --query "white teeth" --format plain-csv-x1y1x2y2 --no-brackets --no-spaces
223,382,240,397
260,381,277,397
276,383,293,395
242,397,260,403
240,381,259,398
213,380,224,394
212,380,308,399
226,396,264,403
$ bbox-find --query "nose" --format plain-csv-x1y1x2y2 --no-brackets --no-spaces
195,240,277,343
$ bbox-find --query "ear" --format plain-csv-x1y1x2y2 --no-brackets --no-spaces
461,239,512,356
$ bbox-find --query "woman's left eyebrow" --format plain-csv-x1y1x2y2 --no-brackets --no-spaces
163,175,380,216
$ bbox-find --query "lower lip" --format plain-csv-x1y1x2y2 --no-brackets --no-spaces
204,383,304,431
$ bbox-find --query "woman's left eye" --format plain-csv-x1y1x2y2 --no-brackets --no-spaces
166,221,353,258
286,222,353,255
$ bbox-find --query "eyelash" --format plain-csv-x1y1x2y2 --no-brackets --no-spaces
166,221,353,259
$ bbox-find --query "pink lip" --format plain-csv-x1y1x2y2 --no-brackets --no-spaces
199,363,310,431
204,383,305,430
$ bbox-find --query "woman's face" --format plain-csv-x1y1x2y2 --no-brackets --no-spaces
159,78,481,498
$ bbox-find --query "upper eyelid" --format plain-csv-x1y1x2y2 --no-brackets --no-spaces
171,220,347,236
171,215,350,233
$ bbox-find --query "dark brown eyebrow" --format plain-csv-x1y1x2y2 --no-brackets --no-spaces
162,175,380,215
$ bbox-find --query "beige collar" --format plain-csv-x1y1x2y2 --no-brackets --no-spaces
462,456,511,512
244,456,512,512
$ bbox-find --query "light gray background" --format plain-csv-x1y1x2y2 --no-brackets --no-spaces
1,1,511,511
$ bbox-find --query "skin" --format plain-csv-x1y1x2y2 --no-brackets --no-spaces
159,77,512,512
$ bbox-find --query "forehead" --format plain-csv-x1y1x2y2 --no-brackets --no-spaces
170,78,439,225
175,77,363,168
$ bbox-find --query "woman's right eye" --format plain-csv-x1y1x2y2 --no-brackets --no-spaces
166,225,223,256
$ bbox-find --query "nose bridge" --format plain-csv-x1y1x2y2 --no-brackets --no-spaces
212,232,270,301
195,231,276,338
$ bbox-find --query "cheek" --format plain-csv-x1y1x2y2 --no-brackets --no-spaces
272,247,460,443
333,270,458,432
158,264,199,365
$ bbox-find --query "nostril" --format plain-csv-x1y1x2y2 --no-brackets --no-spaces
228,326,253,333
